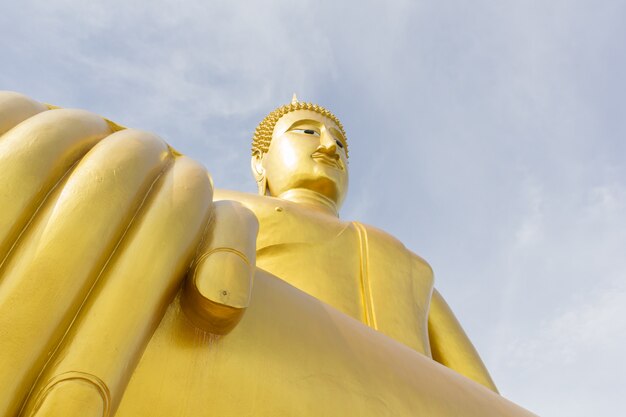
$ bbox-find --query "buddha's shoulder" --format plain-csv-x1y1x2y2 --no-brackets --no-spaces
354,221,434,279
214,188,265,206
213,189,350,225
214,189,432,276
213,189,304,215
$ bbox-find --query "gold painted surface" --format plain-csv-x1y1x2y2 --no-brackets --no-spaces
117,269,531,417
0,91,535,416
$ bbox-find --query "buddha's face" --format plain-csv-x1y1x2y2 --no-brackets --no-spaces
255,109,349,209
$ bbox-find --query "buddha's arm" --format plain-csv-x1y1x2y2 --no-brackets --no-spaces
428,288,499,393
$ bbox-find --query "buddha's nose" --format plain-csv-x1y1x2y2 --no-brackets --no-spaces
318,130,337,154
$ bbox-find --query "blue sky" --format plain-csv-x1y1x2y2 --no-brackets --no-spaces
3,1,625,415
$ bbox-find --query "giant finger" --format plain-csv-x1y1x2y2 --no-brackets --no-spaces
0,129,171,417
0,91,47,136
22,156,213,417
182,200,258,335
0,109,113,263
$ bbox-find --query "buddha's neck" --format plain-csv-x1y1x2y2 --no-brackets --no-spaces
278,189,339,217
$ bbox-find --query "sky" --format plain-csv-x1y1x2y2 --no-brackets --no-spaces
2,1,625,415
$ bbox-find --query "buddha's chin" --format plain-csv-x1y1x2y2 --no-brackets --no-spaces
298,177,346,205
314,163,347,184
268,169,347,207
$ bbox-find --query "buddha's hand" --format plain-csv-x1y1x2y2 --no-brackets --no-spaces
0,91,254,417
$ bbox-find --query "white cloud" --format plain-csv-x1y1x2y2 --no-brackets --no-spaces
500,283,626,416
514,177,544,247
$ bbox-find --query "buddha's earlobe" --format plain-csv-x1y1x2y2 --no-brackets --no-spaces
257,176,267,196
251,153,267,196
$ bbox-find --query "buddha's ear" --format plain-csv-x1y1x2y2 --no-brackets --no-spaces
251,152,267,195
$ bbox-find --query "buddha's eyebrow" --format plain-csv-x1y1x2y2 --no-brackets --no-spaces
330,127,346,145
287,119,323,130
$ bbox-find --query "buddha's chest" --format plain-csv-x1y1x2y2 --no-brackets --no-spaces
253,200,351,248
251,203,364,319
224,195,433,355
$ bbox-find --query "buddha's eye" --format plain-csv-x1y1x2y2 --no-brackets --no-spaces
335,139,344,149
291,128,320,137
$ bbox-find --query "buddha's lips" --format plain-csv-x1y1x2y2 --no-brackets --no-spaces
311,152,342,169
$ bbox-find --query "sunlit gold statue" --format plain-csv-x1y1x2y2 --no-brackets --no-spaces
0,91,535,417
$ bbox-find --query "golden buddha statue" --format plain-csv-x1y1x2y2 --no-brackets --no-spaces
0,91,535,417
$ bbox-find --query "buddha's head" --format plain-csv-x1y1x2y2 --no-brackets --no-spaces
251,97,349,211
